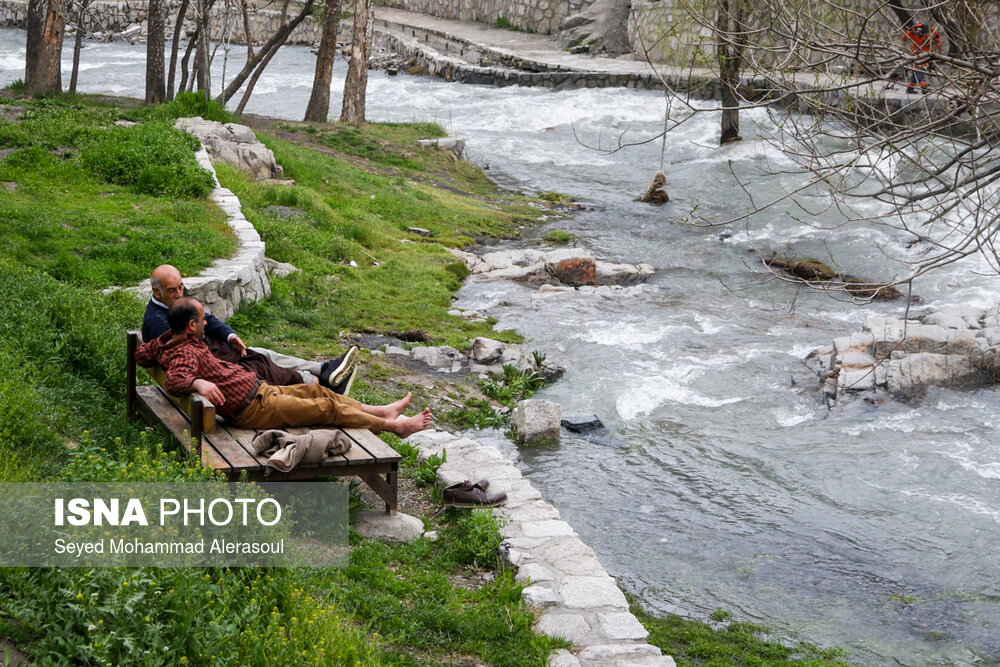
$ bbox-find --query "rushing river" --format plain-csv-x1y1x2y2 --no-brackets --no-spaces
2,31,999,665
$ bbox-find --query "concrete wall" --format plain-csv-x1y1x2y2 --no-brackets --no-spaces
0,0,322,45
377,0,591,36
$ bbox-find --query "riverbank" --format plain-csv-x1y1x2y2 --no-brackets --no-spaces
0,90,864,664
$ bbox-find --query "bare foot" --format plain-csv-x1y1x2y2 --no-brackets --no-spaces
368,392,412,419
385,407,432,439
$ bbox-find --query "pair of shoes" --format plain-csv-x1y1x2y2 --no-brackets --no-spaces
319,346,359,395
442,480,507,508
906,87,918,94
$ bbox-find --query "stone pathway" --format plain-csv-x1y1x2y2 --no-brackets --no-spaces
374,6,951,109
408,429,675,667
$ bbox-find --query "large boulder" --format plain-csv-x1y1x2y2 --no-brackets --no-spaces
175,117,284,180
885,353,983,399
472,337,505,364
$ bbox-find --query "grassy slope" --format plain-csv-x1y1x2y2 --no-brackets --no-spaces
0,95,562,666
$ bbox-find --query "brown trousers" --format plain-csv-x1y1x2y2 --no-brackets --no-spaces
207,337,302,387
231,382,386,432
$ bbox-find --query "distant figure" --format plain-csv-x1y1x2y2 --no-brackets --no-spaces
903,19,941,94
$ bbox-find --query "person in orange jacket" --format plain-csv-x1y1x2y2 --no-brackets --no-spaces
903,19,942,93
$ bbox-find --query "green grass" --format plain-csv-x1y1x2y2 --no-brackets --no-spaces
0,98,233,288
216,121,549,353
543,228,576,245
0,96,564,666
633,602,851,667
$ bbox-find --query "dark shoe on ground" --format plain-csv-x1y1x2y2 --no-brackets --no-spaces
906,87,917,94
442,480,506,508
320,346,359,394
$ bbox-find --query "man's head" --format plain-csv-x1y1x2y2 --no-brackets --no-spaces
167,297,205,339
150,265,184,307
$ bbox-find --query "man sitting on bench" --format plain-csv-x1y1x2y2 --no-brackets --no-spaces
136,297,432,438
144,264,358,394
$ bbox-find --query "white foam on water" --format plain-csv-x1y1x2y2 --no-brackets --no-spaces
940,452,1000,480
771,406,813,427
615,366,744,419
573,320,681,348
899,488,1000,524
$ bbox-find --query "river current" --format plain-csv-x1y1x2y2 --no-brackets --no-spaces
2,31,998,665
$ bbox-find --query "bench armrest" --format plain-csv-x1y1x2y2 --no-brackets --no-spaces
128,331,217,433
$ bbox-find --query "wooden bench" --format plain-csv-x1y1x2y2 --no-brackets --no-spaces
126,331,399,513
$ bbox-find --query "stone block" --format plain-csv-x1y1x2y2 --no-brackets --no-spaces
575,644,664,662
512,399,562,444
558,575,629,610
535,612,592,642
472,337,506,363
515,562,558,583
885,353,982,398
596,612,650,641
523,584,561,607
838,366,875,392
548,649,582,667
353,510,424,544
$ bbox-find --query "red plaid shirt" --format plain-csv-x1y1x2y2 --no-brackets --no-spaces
136,332,259,419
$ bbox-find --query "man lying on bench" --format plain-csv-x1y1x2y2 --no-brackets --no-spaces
135,297,432,438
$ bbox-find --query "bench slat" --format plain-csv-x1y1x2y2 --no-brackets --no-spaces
145,366,217,433
136,386,232,472
341,428,403,463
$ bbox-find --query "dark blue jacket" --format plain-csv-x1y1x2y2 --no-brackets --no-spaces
142,299,235,343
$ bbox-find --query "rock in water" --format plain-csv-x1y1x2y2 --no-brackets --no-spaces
638,171,669,203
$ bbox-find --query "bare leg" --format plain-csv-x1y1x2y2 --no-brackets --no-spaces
383,408,432,438
361,392,412,420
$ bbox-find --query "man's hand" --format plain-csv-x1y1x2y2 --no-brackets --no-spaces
192,379,225,406
229,334,248,357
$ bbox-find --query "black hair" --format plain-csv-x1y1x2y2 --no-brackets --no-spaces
167,298,200,334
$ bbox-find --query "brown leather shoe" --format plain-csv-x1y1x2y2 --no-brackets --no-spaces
442,480,507,508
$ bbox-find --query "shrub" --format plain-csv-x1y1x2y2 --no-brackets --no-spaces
161,91,235,124
0,120,30,148
79,122,214,198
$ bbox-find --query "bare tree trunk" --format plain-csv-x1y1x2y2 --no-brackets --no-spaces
304,0,342,122
195,0,211,99
240,0,254,62
235,38,280,114
717,0,745,145
68,0,90,94
179,27,199,93
219,0,314,103
167,0,190,99
340,0,372,126
25,0,66,95
145,0,167,104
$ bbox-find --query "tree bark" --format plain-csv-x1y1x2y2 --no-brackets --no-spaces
179,27,199,93
145,0,167,104
195,0,211,98
235,38,281,114
167,0,190,100
340,0,372,126
717,0,745,145
25,0,66,95
240,0,254,62
68,0,90,94
219,0,314,103
304,0,342,122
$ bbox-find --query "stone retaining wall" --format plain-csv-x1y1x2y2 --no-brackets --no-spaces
377,0,591,36
125,143,271,321
628,0,712,67
409,429,675,666
0,0,321,45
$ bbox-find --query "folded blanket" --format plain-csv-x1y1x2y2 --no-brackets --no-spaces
250,429,352,472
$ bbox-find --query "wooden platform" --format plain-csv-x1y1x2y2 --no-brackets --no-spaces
127,331,399,512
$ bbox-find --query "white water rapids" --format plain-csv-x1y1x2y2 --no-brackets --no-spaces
2,32,999,665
